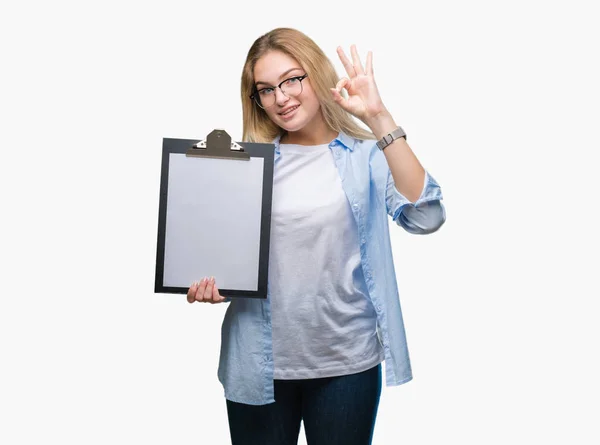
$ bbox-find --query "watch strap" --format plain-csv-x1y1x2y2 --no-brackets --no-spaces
376,126,407,150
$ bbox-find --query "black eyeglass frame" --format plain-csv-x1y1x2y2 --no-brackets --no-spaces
250,74,309,109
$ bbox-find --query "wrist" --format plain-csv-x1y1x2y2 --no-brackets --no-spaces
365,110,397,139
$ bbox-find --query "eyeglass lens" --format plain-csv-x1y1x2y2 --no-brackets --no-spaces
255,76,304,108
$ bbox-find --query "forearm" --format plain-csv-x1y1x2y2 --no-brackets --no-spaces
365,110,425,203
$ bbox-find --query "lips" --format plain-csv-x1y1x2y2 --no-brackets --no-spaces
279,105,299,116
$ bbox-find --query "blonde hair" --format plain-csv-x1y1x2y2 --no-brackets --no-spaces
241,27,374,143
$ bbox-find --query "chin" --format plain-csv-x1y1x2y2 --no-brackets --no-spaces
277,117,306,133
280,122,305,132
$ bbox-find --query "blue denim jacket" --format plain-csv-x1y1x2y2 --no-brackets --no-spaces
218,131,445,405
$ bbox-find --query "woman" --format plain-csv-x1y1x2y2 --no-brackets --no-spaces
187,27,446,445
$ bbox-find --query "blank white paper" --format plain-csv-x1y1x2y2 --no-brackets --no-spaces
163,153,265,291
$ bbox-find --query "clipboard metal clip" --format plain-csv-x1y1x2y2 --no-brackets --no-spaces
186,129,250,161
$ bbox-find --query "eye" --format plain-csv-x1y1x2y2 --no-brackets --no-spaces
258,87,274,95
284,77,300,86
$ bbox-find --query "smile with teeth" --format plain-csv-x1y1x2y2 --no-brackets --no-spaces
280,106,299,115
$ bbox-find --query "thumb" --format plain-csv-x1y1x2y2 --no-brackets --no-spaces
331,77,351,108
330,87,345,104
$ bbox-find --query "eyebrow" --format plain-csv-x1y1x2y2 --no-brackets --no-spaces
254,68,304,86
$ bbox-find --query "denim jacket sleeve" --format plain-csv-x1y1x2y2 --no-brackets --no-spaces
385,168,446,234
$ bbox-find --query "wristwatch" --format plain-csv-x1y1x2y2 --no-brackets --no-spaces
376,126,407,151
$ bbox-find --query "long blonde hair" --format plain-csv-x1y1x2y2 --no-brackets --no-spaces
241,28,374,143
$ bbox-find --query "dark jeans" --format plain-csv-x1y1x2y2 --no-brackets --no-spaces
226,363,382,445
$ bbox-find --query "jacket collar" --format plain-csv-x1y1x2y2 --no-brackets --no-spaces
272,130,355,157
334,131,355,151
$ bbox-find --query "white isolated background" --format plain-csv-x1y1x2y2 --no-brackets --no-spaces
1,0,598,444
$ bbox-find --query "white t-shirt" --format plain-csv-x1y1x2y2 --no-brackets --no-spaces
270,142,384,380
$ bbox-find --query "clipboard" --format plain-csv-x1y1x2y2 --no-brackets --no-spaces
154,129,275,299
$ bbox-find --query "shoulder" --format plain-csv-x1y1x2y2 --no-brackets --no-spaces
349,137,378,157
354,137,377,150
349,138,391,184
336,131,382,167
352,137,385,165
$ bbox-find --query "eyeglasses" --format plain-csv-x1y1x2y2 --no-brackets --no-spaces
250,74,309,109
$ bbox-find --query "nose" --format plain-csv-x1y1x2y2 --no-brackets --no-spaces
274,87,290,106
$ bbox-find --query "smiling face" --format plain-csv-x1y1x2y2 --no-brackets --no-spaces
252,50,323,135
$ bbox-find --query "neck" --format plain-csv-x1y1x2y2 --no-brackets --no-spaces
280,111,338,146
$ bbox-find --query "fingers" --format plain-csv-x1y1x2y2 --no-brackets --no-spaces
337,46,355,78
202,277,214,301
338,45,371,78
212,283,227,304
330,87,343,103
350,44,365,75
191,278,204,302
335,77,351,95
187,281,198,303
188,277,227,304
366,50,373,76
330,77,350,106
